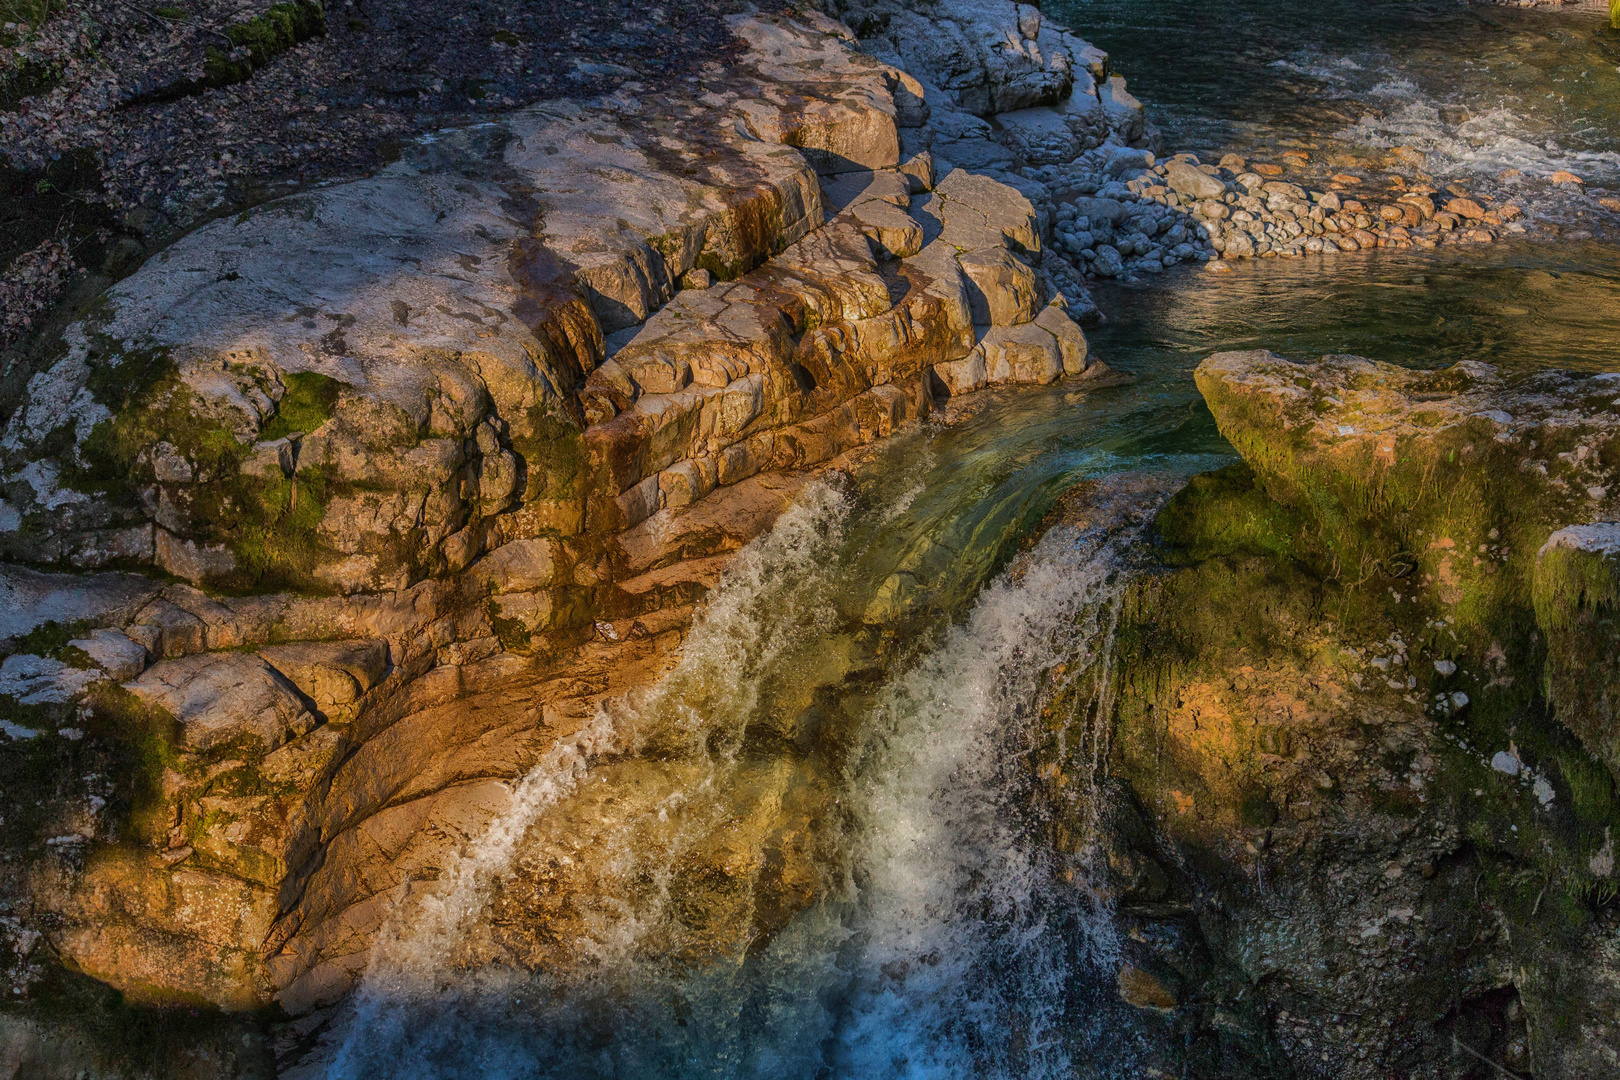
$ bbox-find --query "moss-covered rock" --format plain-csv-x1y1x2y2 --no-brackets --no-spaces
1098,352,1620,1079
202,1,326,89
1196,351,1620,779
1535,523,1620,783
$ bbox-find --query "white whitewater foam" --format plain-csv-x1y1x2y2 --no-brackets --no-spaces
824,502,1139,1079
324,479,857,1078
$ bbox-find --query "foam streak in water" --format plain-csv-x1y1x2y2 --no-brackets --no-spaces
317,470,1169,1080
825,484,1158,1080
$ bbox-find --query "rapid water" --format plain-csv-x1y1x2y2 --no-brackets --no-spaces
313,236,1620,1077
321,392,1209,1078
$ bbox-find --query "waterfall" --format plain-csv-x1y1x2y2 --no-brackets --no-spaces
317,472,1165,1080
821,485,1146,1079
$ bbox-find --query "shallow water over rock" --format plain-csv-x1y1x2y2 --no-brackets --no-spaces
1091,240,1620,375
1056,0,1620,211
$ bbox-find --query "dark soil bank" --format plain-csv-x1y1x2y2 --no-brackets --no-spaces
0,0,785,348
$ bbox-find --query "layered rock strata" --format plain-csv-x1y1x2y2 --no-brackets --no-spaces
0,2,1134,1023
1070,352,1620,1078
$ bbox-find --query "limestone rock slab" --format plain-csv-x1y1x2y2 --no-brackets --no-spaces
958,248,1040,326
126,652,313,752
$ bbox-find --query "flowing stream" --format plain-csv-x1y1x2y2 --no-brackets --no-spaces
1055,0,1620,218
316,4,1620,1076
321,363,1222,1079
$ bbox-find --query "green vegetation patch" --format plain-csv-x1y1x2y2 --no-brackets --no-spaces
71,350,348,594
202,0,326,89
11,618,95,664
487,599,533,653
1533,531,1620,777
1154,462,1310,566
257,370,339,442
1122,458,1620,938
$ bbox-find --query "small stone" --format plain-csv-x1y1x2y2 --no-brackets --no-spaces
1090,245,1124,278
1164,160,1227,201
1117,965,1178,1010
1491,750,1521,777
1550,170,1583,185
1433,659,1457,676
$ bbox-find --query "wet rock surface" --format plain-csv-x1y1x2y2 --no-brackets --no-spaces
0,0,1617,1076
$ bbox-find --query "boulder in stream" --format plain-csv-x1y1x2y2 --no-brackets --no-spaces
1088,350,1620,1080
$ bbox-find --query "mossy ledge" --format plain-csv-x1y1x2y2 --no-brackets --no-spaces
202,1,326,89
1089,351,1620,1079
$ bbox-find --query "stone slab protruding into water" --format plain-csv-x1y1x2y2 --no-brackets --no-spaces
1196,349,1620,773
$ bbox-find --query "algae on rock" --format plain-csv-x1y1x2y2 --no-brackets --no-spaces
1092,351,1620,1079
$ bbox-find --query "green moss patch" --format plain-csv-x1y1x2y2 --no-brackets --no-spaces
71,352,349,593
1154,462,1309,566
202,0,326,89
1534,531,1620,778
10,618,94,659
1122,456,1620,937
258,370,340,442
487,599,533,653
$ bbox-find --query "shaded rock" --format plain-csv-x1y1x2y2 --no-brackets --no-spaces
258,639,390,724
1034,301,1091,375
1098,75,1146,145
1091,244,1124,277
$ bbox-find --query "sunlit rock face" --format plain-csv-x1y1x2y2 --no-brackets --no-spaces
0,0,1130,1020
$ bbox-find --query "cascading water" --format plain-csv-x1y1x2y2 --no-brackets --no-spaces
314,454,1176,1079
818,482,1156,1079
1057,0,1620,215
